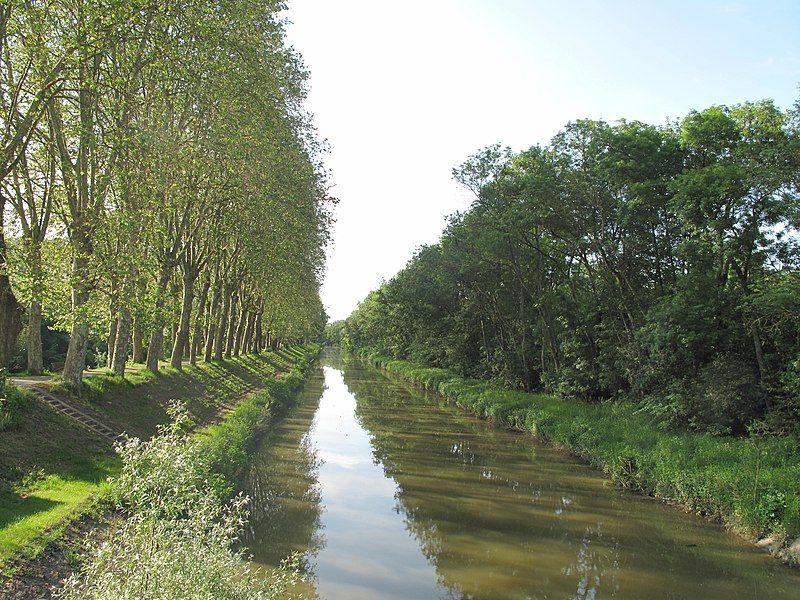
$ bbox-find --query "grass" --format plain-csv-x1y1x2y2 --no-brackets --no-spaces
199,346,319,483
0,393,119,570
362,351,800,554
0,345,319,571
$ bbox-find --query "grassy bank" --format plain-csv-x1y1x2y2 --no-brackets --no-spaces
362,351,800,558
0,346,319,571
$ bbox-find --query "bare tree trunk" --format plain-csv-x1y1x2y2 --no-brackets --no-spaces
214,288,232,361
170,271,195,369
26,240,45,375
253,312,263,353
204,283,221,362
112,306,131,376
145,269,171,373
233,306,248,357
132,316,146,363
0,195,23,368
27,300,43,375
190,277,210,365
146,327,163,373
752,322,768,386
242,312,255,355
62,235,91,387
224,294,238,359
107,297,117,369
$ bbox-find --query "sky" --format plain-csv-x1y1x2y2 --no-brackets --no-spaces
283,0,800,321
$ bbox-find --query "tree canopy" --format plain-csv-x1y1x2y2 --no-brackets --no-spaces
1,0,332,383
344,100,800,435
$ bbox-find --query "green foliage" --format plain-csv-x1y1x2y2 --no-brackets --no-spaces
0,0,331,380
0,344,317,570
61,403,303,600
345,98,800,434
0,385,29,432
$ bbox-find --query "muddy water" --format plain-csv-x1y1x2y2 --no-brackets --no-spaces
241,351,800,599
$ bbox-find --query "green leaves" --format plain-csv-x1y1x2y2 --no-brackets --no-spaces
346,97,800,435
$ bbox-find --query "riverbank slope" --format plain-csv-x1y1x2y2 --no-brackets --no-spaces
0,345,319,577
360,351,800,565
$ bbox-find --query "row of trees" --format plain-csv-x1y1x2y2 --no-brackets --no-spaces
0,1,331,386
342,99,800,435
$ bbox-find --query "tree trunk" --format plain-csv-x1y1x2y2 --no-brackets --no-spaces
204,283,221,362
0,196,22,368
62,244,91,387
214,288,232,361
242,312,255,356
224,295,238,358
132,316,146,363
751,322,768,387
233,307,248,357
27,300,43,375
253,312,263,353
146,327,163,373
190,277,210,365
145,269,172,373
107,302,117,369
112,306,131,376
170,271,195,369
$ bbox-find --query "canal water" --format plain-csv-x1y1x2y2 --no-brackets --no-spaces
241,350,800,599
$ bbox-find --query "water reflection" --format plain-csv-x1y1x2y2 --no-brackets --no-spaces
241,372,326,580
243,350,800,599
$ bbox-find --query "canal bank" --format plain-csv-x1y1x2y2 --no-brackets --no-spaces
241,350,800,599
360,351,800,567
1,345,321,598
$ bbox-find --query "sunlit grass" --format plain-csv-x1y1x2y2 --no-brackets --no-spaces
0,475,115,568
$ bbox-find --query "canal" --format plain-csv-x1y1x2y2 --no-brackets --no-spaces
241,350,800,599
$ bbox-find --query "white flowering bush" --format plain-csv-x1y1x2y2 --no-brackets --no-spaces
62,402,303,600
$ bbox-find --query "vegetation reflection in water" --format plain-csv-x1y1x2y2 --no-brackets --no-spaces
241,351,800,599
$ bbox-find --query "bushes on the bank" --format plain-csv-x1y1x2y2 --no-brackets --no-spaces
199,345,319,482
0,385,30,431
62,405,301,600
62,344,320,599
368,353,800,543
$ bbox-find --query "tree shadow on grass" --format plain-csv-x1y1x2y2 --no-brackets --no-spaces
0,490,59,530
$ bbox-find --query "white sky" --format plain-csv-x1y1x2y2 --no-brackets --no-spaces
283,0,800,321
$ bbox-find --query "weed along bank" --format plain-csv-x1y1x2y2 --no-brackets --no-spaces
1,345,321,598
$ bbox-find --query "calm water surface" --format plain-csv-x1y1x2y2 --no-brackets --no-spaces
242,350,800,599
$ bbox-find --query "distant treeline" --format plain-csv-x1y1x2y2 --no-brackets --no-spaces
336,99,800,435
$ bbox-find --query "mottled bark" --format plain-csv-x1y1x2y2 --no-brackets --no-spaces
106,300,117,369
204,283,221,362
253,312,263,353
132,316,146,363
190,278,210,365
145,269,172,373
224,294,238,359
170,271,196,369
242,312,255,356
62,241,91,387
112,306,131,376
214,288,232,361
0,195,22,368
233,307,248,357
27,300,43,375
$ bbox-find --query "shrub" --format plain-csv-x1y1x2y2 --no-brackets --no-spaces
0,384,30,431
61,403,302,599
